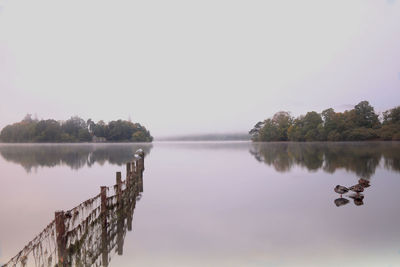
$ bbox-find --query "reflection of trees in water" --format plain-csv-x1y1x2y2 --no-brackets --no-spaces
250,142,400,178
0,144,152,172
382,146,400,173
251,143,294,172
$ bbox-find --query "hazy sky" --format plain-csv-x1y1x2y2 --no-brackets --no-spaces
0,0,399,137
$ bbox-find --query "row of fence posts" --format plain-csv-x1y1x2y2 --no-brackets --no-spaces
54,153,145,266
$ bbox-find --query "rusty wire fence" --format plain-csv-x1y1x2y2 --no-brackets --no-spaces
3,149,145,267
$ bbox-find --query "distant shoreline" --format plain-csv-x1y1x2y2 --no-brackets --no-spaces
157,133,251,142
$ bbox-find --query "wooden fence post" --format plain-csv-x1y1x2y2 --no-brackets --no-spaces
100,186,108,266
55,211,66,266
137,157,144,192
137,157,142,172
138,171,143,193
116,172,122,205
126,163,131,179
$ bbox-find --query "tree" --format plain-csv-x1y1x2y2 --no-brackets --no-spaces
93,120,107,138
354,101,380,128
249,121,265,141
258,119,279,141
383,106,400,125
34,120,62,142
380,106,400,140
288,112,323,141
254,111,293,141
61,116,88,140
272,111,293,141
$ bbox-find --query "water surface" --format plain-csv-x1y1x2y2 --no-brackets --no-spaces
0,142,399,266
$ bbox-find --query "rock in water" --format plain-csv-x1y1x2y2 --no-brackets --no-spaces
334,185,349,195
358,178,370,188
348,193,364,201
334,198,350,207
349,184,364,193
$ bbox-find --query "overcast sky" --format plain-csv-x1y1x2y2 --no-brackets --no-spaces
0,0,399,137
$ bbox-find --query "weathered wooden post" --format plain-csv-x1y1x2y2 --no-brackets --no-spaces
55,211,66,266
116,172,122,206
138,169,143,193
137,157,142,172
126,162,131,188
100,186,108,266
136,149,145,170
101,186,107,215
137,157,144,193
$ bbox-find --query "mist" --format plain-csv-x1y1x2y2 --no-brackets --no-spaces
0,0,399,137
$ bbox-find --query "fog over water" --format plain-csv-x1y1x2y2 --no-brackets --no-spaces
0,1,400,136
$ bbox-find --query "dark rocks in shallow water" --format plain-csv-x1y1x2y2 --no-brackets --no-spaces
354,199,364,206
348,193,364,201
349,184,364,193
334,198,350,207
358,178,370,188
334,185,349,195
348,193,364,206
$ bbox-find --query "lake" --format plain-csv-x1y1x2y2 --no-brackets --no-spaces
0,142,399,267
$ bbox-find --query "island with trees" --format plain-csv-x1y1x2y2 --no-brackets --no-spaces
249,101,400,142
0,115,153,143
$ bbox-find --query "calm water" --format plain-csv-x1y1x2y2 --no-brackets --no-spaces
0,142,399,267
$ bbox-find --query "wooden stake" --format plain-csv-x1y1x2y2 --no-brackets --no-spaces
116,172,122,205
100,186,108,266
55,211,66,266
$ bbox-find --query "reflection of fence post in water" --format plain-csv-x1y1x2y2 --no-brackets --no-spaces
116,171,124,255
3,149,146,267
126,163,131,188
138,161,144,193
116,172,122,206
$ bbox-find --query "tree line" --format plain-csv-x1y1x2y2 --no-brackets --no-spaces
249,101,400,142
0,115,153,143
